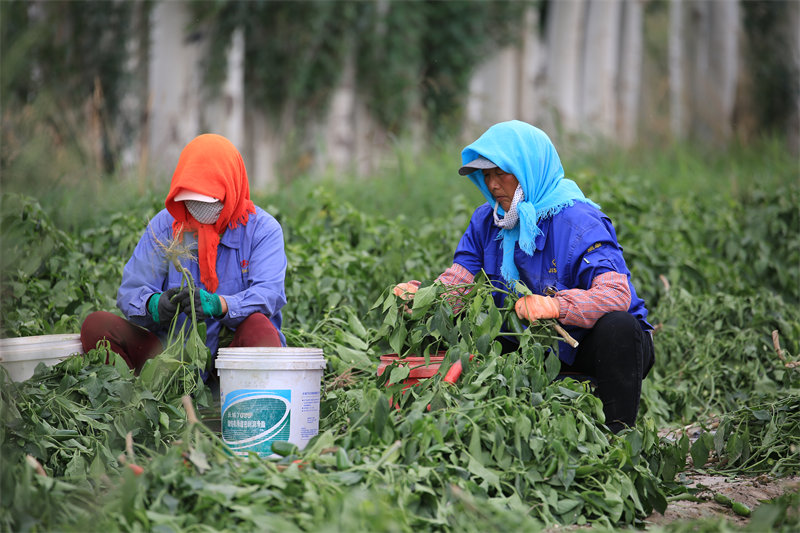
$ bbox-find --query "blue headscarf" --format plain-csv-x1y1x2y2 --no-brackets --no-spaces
461,120,600,283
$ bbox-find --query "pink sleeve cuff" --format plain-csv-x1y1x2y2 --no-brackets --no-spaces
554,271,631,329
435,263,474,313
436,263,474,286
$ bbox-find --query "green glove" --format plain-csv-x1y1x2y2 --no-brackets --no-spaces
177,288,223,319
147,288,182,326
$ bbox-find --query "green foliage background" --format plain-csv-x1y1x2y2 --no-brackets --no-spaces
2,137,797,423
1,137,799,531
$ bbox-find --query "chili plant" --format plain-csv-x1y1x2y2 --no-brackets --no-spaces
137,233,213,408
709,396,800,476
370,273,568,361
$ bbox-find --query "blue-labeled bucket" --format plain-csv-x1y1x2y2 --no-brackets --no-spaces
215,347,325,457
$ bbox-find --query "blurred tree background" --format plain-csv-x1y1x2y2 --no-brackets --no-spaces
1,0,798,200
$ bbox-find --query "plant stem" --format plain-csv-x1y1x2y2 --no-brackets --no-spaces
548,321,579,347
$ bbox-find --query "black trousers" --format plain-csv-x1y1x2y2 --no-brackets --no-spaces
560,311,655,433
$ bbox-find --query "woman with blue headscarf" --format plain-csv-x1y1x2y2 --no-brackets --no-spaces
395,121,654,433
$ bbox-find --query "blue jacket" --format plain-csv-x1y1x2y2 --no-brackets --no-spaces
117,206,287,354
453,201,651,364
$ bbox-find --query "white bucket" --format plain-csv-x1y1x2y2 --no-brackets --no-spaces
0,334,84,382
215,347,326,458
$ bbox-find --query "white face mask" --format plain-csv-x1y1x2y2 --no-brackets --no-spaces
185,200,224,224
492,185,524,229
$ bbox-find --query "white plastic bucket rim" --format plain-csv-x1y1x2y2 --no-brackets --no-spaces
0,334,84,382
216,347,325,371
0,333,82,349
217,347,323,357
0,342,83,354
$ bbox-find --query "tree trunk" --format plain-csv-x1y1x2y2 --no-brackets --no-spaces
517,7,543,125
325,50,358,172
148,1,203,175
710,0,740,143
686,0,740,144
581,0,622,139
791,0,800,154
546,0,587,133
222,27,246,150
669,0,685,139
202,27,245,152
617,0,644,147
122,1,151,186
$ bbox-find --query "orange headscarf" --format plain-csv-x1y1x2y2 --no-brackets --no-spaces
165,134,256,293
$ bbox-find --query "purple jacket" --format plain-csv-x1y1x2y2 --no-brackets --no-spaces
117,206,287,355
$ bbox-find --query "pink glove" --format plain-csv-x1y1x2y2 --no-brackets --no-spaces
515,294,560,323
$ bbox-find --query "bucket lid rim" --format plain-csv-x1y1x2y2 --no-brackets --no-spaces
218,347,323,354
215,360,327,370
0,334,82,346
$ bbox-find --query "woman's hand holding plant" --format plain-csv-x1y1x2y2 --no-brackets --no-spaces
393,280,421,313
176,287,226,319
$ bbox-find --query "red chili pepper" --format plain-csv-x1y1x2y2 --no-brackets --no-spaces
128,463,144,476
443,354,475,384
443,360,463,383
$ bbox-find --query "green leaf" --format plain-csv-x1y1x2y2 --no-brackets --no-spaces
557,386,582,399
751,409,771,421
555,498,581,515
431,305,457,344
110,352,132,376
475,334,492,356
89,453,106,478
372,394,389,438
469,426,482,459
383,305,399,328
514,281,532,296
335,346,374,371
381,292,395,313
188,448,210,474
410,285,437,318
346,309,368,338
388,321,407,355
726,433,744,464
544,351,561,382
467,455,500,489
337,330,369,351
388,364,410,385
626,430,643,457
303,430,336,456
159,411,170,431
63,453,87,480
329,470,364,486
690,433,711,468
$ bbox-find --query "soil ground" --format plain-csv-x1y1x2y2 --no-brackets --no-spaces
644,471,799,528
641,423,799,529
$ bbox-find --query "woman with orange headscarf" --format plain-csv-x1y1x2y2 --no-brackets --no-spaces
81,134,287,373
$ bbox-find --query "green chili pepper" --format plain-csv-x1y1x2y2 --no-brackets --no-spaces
336,446,352,470
271,441,298,457
507,313,526,335
714,493,733,506
732,502,751,516
544,457,559,478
